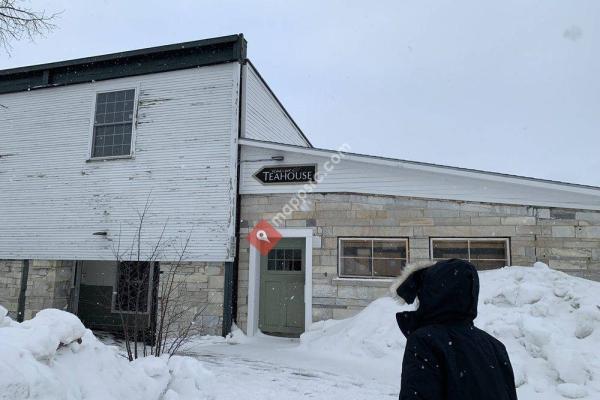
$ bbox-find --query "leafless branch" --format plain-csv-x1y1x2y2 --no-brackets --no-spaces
0,0,60,53
110,194,203,361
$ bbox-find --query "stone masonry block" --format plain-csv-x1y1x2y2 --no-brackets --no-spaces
313,297,337,306
501,217,537,225
208,291,224,304
387,209,425,218
332,226,413,237
205,265,223,275
577,227,600,239
410,248,430,259
410,238,430,249
317,202,352,211
208,276,224,289
424,209,460,218
312,236,322,248
395,218,434,226
334,298,373,307
552,226,576,238
551,209,577,220
318,218,371,227
549,259,587,270
333,308,361,320
313,284,337,297
515,225,541,235
576,212,600,223
313,307,333,321
285,219,306,227
427,200,461,210
536,208,551,219
432,217,471,226
351,202,385,211
354,210,378,219
322,237,338,249
548,247,592,258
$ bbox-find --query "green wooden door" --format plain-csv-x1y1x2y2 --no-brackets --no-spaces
259,238,305,337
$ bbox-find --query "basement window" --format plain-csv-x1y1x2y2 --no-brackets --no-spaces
430,238,510,270
113,261,151,313
338,238,408,279
91,89,136,158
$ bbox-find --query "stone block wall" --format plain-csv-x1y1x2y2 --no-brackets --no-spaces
236,193,600,332
0,259,224,336
159,261,225,336
0,260,24,319
0,260,75,320
27,260,76,320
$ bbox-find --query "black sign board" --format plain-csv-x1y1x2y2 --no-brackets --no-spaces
254,165,317,184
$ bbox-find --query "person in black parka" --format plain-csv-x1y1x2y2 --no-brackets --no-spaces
390,258,518,400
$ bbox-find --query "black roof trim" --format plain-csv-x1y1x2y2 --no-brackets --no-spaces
0,34,247,94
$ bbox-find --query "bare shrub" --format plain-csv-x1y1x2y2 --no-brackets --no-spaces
112,196,206,360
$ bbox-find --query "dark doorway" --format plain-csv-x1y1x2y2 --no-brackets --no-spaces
76,261,158,336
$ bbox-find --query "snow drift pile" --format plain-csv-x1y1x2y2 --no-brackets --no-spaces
301,263,600,399
0,306,213,400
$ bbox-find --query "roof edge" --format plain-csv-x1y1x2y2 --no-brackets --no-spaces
0,34,247,94
244,59,313,148
240,137,600,193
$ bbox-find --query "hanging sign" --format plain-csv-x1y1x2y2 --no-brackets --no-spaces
254,165,317,184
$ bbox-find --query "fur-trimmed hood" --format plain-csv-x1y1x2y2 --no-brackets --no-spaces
389,261,435,304
391,259,480,338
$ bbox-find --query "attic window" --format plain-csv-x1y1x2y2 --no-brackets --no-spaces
430,238,510,270
91,89,136,158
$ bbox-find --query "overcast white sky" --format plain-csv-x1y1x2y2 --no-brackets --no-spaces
2,0,599,186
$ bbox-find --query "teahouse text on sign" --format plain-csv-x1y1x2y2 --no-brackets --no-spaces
254,165,317,184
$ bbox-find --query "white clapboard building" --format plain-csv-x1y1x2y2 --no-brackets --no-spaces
1,34,599,337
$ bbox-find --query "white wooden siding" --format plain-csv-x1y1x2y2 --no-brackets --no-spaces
239,143,600,211
0,64,240,261
242,63,309,146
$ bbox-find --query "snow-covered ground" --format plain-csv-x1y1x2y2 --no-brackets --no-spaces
295,262,600,399
0,307,212,400
1,262,599,399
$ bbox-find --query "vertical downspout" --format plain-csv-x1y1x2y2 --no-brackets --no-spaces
17,259,29,322
71,261,81,314
221,35,246,337
231,58,246,331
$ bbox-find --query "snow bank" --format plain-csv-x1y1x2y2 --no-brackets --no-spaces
300,263,600,399
299,297,408,361
0,307,214,400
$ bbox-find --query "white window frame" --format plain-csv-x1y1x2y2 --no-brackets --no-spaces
87,86,139,161
338,237,409,280
429,237,511,267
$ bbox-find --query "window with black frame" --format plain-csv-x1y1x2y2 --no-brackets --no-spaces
91,89,136,158
114,261,151,313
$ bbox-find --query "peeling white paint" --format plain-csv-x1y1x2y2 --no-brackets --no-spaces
0,65,240,261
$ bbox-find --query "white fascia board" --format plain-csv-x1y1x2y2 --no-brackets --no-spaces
239,138,600,198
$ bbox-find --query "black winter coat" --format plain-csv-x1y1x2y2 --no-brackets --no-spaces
391,259,518,400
